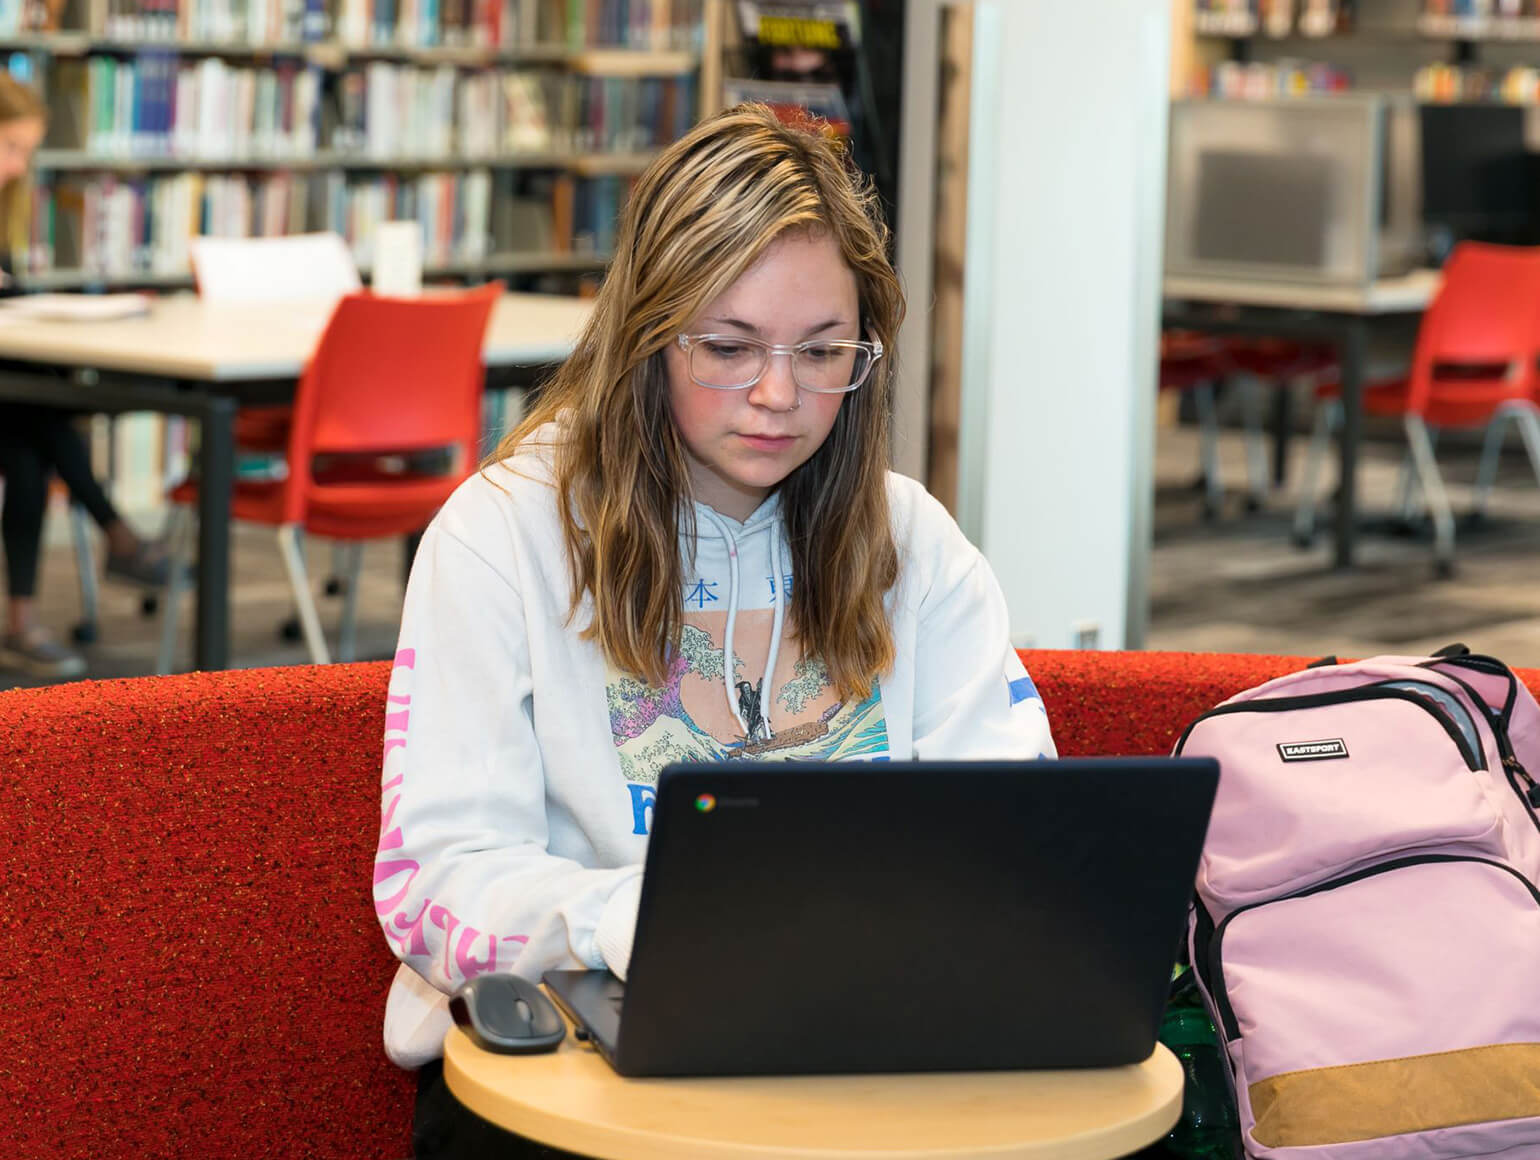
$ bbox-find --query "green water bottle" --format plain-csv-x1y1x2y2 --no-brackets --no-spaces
1158,969,1241,1160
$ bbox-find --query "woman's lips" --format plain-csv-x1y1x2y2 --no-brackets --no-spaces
737,433,797,451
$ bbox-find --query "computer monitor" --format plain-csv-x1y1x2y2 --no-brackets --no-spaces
1164,95,1422,285
1193,150,1333,269
1419,104,1537,252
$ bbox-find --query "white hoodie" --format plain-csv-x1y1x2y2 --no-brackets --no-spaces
374,429,1056,1067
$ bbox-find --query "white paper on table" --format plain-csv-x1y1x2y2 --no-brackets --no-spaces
191,233,361,303
0,293,154,321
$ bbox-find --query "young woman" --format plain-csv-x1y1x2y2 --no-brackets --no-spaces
0,73,168,679
375,104,1055,1154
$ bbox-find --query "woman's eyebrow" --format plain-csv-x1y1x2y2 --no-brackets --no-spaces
800,319,853,338
699,317,854,337
701,316,762,334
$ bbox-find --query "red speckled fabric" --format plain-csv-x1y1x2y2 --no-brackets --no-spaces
0,662,409,1160
1019,648,1307,756
6,649,1539,1159
1019,648,1540,755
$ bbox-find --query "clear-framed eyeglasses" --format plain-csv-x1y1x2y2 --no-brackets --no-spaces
675,333,884,394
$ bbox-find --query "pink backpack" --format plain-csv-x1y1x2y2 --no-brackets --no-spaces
1175,648,1540,1159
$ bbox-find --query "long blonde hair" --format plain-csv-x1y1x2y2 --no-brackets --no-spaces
492,104,905,699
0,73,45,265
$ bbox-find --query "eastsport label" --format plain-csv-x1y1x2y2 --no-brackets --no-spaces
1277,738,1350,762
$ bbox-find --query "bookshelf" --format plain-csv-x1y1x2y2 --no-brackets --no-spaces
1181,0,1540,96
1184,0,1540,103
5,0,716,290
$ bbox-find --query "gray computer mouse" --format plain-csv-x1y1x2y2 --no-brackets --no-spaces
449,974,566,1054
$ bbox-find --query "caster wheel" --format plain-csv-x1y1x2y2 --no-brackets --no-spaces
1291,530,1315,550
324,577,344,597
140,594,159,616
71,621,98,645
279,616,303,643
1435,558,1456,580
1244,496,1263,514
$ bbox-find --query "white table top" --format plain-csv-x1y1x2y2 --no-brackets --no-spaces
1163,267,1442,314
443,1025,1185,1160
0,291,594,381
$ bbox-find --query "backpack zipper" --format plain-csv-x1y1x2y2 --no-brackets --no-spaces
1206,853,1540,1042
1175,681,1485,773
1424,658,1540,821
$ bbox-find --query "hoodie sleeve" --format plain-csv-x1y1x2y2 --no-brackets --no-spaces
907,501,1057,762
375,517,643,998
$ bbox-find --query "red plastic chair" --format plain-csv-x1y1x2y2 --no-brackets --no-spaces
1294,243,1540,574
1222,338,1338,385
190,236,363,454
156,283,503,669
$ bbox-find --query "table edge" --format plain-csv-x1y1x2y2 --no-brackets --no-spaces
443,1030,1185,1160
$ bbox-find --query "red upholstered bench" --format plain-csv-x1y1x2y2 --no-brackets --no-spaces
9,648,1513,1159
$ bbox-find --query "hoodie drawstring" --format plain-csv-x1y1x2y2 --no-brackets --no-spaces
697,506,785,742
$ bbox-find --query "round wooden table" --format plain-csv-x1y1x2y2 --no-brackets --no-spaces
443,1025,1186,1160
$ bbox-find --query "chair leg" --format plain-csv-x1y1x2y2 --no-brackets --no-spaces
1472,410,1513,520
1506,404,1540,512
1392,449,1419,524
277,524,331,664
1394,427,1441,526
1292,399,1339,547
1404,415,1456,574
155,505,194,676
337,542,365,663
69,503,100,642
1239,374,1269,510
326,540,348,598
1194,382,1224,517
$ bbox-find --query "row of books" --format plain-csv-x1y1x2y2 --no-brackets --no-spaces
1195,58,1353,98
50,54,324,158
0,0,60,35
18,167,632,275
48,0,702,47
28,171,314,274
334,66,693,156
1192,0,1351,37
1415,62,1540,102
102,0,328,42
567,171,628,253
334,0,702,49
43,54,693,159
1423,0,1540,17
316,168,493,264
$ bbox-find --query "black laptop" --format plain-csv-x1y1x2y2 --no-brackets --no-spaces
544,756,1218,1078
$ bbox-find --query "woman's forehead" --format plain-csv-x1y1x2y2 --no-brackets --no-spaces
697,233,859,326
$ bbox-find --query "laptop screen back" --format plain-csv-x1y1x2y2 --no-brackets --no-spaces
608,758,1217,1077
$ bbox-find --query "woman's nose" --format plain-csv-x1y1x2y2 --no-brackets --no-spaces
747,351,801,412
